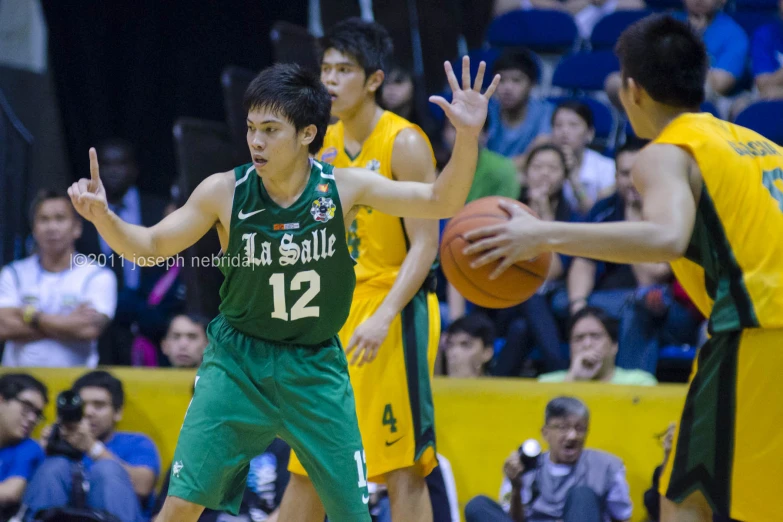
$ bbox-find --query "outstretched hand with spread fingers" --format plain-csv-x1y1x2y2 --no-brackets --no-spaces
68,148,109,223
429,56,500,138
462,200,547,280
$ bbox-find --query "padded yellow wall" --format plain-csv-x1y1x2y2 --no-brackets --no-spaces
6,368,687,522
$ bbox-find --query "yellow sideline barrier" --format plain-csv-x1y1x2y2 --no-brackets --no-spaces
5,368,688,522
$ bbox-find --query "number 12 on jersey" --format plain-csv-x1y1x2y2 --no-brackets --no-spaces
269,270,321,321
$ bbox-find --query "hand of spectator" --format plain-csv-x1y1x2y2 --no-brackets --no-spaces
528,186,554,221
429,57,500,139
568,349,604,380
67,303,102,323
60,418,96,453
662,422,676,465
345,312,392,367
68,148,110,223
38,424,53,448
503,450,525,487
560,145,578,175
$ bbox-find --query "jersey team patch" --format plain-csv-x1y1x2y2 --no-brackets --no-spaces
320,147,338,164
317,183,330,194
273,223,300,231
310,197,336,223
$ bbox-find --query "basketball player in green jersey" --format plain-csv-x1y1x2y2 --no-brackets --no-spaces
68,59,498,522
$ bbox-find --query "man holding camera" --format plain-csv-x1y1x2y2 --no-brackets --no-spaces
22,371,160,522
465,397,632,522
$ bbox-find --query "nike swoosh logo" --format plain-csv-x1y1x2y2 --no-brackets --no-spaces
385,436,404,447
362,494,370,504
238,209,265,219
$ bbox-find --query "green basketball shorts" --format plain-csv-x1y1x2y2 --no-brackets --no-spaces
167,314,371,521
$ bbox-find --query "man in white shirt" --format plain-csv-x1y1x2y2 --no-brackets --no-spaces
0,190,116,367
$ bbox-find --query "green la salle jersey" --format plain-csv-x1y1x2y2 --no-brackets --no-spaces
217,159,356,345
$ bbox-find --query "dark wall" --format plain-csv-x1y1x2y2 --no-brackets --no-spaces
42,0,307,196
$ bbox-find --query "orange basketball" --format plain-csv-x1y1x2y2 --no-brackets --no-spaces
440,196,553,309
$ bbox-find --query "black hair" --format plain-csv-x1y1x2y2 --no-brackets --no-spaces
552,100,594,130
72,371,124,411
319,17,394,78
569,306,619,343
446,313,496,348
615,137,649,158
492,48,539,84
97,137,136,159
167,313,211,335
243,63,332,154
0,373,49,404
29,188,76,226
615,14,708,108
545,396,589,424
524,143,568,175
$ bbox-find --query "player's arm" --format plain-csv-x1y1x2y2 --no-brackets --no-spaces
464,144,697,277
345,129,439,365
337,57,499,220
68,148,231,264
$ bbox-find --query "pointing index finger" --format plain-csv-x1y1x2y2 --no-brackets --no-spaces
89,147,101,183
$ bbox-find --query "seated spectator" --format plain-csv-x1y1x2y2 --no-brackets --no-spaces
485,49,554,170
752,0,783,100
153,438,291,522
77,139,176,365
550,101,616,215
464,397,632,522
493,0,646,40
160,314,210,368
0,189,116,367
493,144,580,376
538,307,657,385
0,374,48,519
606,0,749,110
442,314,496,378
555,140,645,323
380,63,434,134
24,371,160,522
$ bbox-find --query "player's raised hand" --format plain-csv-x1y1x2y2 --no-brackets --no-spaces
68,148,109,223
429,56,500,138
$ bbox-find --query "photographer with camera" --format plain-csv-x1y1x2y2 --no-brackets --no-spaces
22,371,160,522
464,397,632,522
0,374,48,520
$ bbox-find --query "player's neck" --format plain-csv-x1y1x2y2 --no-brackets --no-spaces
261,155,313,207
339,102,384,147
39,247,75,273
648,105,694,138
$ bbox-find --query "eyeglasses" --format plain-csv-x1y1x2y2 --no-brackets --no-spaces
545,423,588,435
12,397,46,423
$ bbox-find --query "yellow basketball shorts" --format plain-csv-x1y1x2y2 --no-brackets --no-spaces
659,328,783,522
290,287,440,483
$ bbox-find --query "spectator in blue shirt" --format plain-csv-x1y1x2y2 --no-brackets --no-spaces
485,49,554,172
752,0,783,99
0,374,47,518
674,0,750,97
24,371,160,522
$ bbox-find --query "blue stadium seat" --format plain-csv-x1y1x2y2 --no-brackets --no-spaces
731,11,777,37
658,344,697,362
486,10,579,53
589,10,655,50
700,100,721,118
551,51,620,91
734,100,783,145
547,96,616,140
734,0,779,10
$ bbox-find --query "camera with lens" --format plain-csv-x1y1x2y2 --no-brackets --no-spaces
518,438,542,472
46,390,85,460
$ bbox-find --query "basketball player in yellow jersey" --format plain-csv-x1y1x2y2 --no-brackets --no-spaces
464,14,783,522
282,18,441,521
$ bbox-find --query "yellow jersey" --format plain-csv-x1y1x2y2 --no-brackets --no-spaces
653,113,783,332
317,111,436,293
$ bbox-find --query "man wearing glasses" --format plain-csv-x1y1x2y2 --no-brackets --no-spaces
0,373,48,517
464,397,632,522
